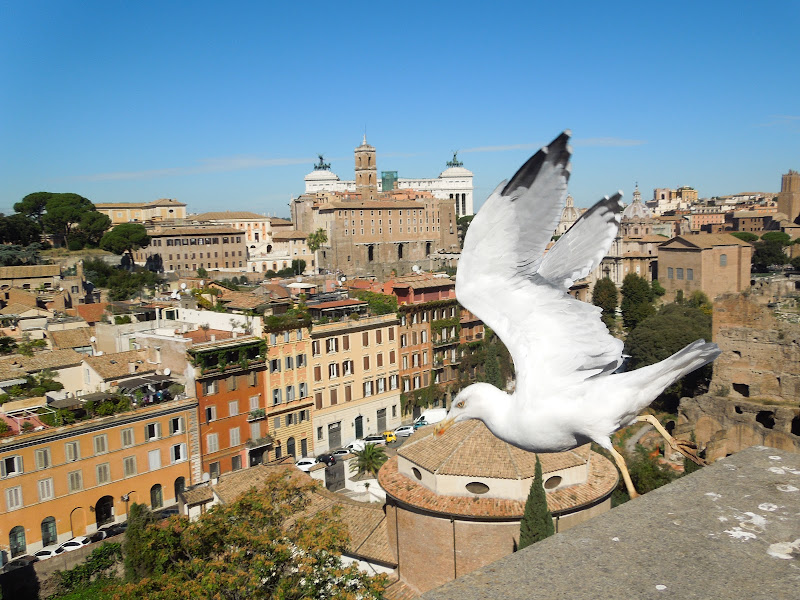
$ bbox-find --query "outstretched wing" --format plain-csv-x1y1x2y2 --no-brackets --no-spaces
457,132,624,404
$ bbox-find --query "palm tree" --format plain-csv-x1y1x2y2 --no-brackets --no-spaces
349,444,388,478
306,228,328,253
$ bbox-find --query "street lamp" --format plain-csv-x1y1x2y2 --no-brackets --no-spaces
121,490,136,519
69,506,83,537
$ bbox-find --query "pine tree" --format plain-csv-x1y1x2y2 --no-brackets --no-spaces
518,455,555,550
591,277,618,328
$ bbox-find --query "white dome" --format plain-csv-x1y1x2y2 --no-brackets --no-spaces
305,170,340,182
623,199,653,219
439,166,473,178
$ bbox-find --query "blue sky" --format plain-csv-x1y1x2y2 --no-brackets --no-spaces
1,1,798,217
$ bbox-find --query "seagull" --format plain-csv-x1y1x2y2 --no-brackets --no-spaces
435,131,720,498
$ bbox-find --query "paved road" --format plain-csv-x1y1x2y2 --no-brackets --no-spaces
625,423,653,455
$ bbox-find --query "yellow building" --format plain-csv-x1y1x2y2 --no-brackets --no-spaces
0,397,197,558
95,199,187,225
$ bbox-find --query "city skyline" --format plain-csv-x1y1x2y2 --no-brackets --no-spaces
1,1,798,216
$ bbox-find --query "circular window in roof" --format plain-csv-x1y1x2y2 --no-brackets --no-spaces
411,467,422,480
465,482,490,495
544,475,562,490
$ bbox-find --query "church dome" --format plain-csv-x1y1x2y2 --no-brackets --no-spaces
439,166,473,178
623,184,653,219
561,195,580,222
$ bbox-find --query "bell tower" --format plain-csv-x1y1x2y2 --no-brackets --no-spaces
355,134,377,200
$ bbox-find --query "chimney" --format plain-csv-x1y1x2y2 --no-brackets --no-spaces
210,334,216,342
128,362,136,374
232,331,238,338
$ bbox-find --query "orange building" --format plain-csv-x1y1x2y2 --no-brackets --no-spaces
0,397,197,558
187,337,268,479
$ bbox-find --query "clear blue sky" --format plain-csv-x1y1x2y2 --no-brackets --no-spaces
2,1,798,217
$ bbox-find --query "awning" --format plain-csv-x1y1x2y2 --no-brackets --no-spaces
117,374,173,392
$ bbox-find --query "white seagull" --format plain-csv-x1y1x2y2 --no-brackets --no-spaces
435,131,720,498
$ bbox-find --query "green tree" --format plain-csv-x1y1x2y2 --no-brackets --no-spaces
100,223,151,267
730,231,759,243
196,266,208,278
42,193,95,247
620,273,656,329
761,231,791,245
14,191,52,227
77,210,112,247
352,290,398,315
752,239,787,272
291,258,306,274
628,445,678,493
483,342,503,389
457,215,475,246
0,336,18,355
349,444,388,478
518,456,554,550
0,213,42,245
591,277,618,328
113,473,386,599
123,502,157,581
306,227,328,253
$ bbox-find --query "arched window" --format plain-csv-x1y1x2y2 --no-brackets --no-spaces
9,526,26,557
174,477,186,500
150,484,163,509
720,254,727,266
41,516,57,547
286,437,296,458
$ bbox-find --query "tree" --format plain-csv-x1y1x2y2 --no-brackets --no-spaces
591,277,618,329
42,193,95,246
123,502,156,581
731,231,759,243
77,211,112,247
620,273,656,330
752,239,787,272
291,258,306,274
196,267,208,278
14,191,52,227
518,456,554,550
352,290,398,315
100,223,151,267
349,444,388,478
483,342,503,389
457,215,475,246
0,213,42,245
0,336,18,355
0,243,42,266
113,473,385,599
306,227,328,253
761,231,791,246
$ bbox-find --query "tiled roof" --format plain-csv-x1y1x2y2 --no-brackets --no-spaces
0,349,84,372
182,328,233,344
269,218,293,226
399,420,586,479
96,199,185,208
193,211,268,221
84,350,154,380
260,284,291,298
664,233,754,249
49,328,93,349
73,302,109,323
182,484,214,505
149,225,242,236
0,265,61,279
390,275,455,290
219,292,270,310
378,451,618,518
384,577,418,600
310,299,367,310
272,231,308,241
0,303,47,316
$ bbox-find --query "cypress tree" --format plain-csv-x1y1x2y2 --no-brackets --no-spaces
518,455,555,550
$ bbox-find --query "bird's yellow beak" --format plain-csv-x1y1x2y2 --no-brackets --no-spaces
434,417,455,437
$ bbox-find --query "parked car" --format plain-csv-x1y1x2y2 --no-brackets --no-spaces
156,506,181,519
99,522,127,538
331,448,351,457
382,431,397,443
3,554,39,572
316,453,336,466
295,458,317,472
413,419,429,430
33,545,65,561
346,440,366,453
413,408,448,427
89,530,107,543
363,434,386,446
59,536,91,552
394,425,415,438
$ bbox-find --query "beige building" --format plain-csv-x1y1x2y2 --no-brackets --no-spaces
310,314,402,453
777,169,800,226
658,234,753,301
134,225,248,274
95,199,187,225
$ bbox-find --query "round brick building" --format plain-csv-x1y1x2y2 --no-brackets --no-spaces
378,421,618,594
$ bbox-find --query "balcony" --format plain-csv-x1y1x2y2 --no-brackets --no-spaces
245,435,274,449
247,409,266,422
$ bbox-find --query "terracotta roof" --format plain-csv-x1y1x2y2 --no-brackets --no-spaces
0,265,61,279
0,365,28,382
73,302,108,323
219,292,269,310
269,218,293,226
399,421,586,479
260,284,291,298
0,349,84,372
663,233,754,249
0,303,47,316
379,451,618,519
182,328,233,344
182,484,214,505
84,350,155,380
149,225,243,236
49,328,93,349
384,577,418,600
390,275,455,290
272,231,308,241
193,211,268,221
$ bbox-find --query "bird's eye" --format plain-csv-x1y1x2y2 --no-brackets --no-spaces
457,401,465,408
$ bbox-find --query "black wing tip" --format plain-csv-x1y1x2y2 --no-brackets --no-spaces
501,131,572,197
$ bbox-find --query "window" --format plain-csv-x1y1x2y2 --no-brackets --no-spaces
413,376,420,389
250,421,261,440
677,268,684,280
376,329,382,344
423,351,428,365
345,385,352,402
94,434,108,455
401,334,408,348
390,375,398,390
312,340,321,356
228,400,239,417
326,338,338,353
273,388,282,404
228,374,238,391
6,486,23,511
363,381,374,397
169,416,185,435
35,448,51,470
421,330,428,343
249,395,260,410
392,405,397,418
230,427,241,447
402,355,408,369
232,455,242,471
667,267,674,279
362,331,369,346
270,359,281,373
284,331,291,343
202,380,218,395
248,370,258,386
317,427,323,440
363,355,370,370
270,333,277,345
38,478,54,502
388,327,394,342
299,382,307,397
377,353,383,367
343,360,353,376
342,335,350,350
171,443,187,463
389,350,396,364
1,454,23,478
96,463,111,485
314,365,322,382
205,406,217,422
65,441,80,462
286,385,295,401
121,428,134,447
148,449,161,471
403,378,410,392
687,268,694,280
329,363,339,378
273,416,281,430
145,423,162,441
377,378,386,393
210,462,220,479
315,392,322,410
68,470,83,492
285,356,294,370
297,354,306,367
297,328,303,341
207,433,219,453
330,388,338,405
720,254,727,266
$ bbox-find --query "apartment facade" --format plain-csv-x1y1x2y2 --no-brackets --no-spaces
310,314,402,453
95,199,187,225
0,397,197,558
134,225,248,274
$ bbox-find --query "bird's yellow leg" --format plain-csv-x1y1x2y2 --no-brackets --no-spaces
608,445,640,499
635,414,705,467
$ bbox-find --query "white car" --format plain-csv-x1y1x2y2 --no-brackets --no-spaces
295,458,316,472
59,536,91,552
394,425,415,438
34,545,66,560
346,440,366,452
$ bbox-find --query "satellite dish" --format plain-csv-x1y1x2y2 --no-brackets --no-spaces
202,473,210,482
180,283,187,290
339,274,347,282
95,351,103,356
412,265,421,273
59,287,64,292
164,368,171,376
199,280,205,287
90,336,96,343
